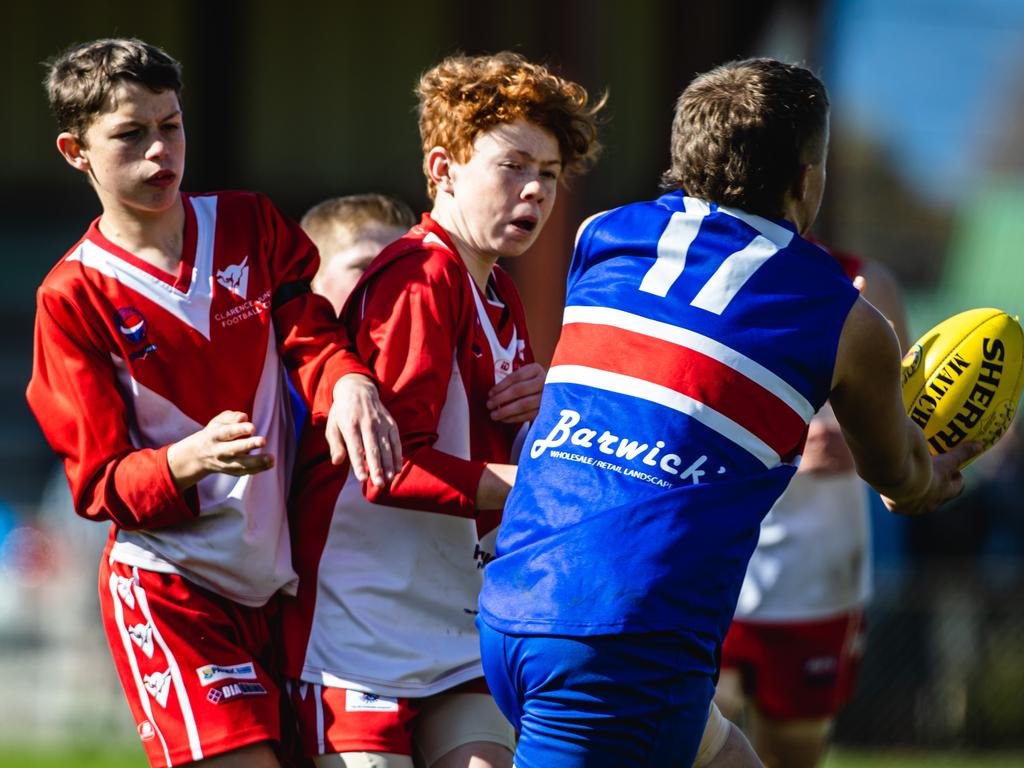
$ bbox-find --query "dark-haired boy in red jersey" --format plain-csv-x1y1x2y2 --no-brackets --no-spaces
27,37,399,768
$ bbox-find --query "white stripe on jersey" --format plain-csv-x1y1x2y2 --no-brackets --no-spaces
66,196,219,339
134,569,204,764
108,573,173,767
561,305,815,422
545,364,781,468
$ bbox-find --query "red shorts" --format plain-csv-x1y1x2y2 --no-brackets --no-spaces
288,677,513,761
720,610,865,720
99,557,283,767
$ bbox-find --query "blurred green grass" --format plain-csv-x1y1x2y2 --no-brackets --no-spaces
3,746,1024,767
0,745,145,768
824,750,1024,768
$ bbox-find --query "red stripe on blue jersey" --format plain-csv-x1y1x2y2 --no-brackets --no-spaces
551,322,807,460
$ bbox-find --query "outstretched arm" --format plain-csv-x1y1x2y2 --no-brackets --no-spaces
829,297,980,515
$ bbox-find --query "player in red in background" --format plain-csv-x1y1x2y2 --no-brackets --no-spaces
716,247,909,768
26,38,399,768
280,52,602,768
301,194,418,315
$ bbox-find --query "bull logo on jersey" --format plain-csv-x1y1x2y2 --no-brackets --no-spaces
216,256,250,299
129,623,155,658
115,307,158,361
143,669,172,708
115,575,136,609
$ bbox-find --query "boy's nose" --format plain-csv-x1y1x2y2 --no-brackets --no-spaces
522,179,544,201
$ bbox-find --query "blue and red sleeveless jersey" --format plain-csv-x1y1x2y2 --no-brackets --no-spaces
478,191,860,642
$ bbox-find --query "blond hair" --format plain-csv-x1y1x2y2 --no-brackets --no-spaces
300,194,416,258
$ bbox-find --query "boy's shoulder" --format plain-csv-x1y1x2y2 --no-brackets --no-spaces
38,224,100,297
364,222,466,288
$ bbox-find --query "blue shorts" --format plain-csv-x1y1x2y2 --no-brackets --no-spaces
478,618,717,768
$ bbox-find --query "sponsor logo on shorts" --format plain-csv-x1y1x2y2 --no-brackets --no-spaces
129,623,154,658
143,669,172,708
196,661,257,687
345,689,399,712
207,681,267,704
137,720,155,742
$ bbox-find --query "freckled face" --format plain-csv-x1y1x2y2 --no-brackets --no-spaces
444,119,562,260
76,82,185,216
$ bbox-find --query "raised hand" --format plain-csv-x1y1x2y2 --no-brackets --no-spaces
167,410,274,489
487,362,546,423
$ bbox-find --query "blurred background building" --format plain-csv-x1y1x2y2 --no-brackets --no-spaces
2,0,1023,761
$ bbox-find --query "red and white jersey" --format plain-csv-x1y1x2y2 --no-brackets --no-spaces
283,214,532,697
733,442,872,620
27,191,366,607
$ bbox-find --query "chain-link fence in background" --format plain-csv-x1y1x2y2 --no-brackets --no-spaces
837,561,1024,751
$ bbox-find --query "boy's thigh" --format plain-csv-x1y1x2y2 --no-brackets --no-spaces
502,631,716,768
99,560,282,768
412,686,515,767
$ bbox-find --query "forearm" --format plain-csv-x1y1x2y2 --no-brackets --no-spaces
856,419,932,503
475,463,517,510
79,447,199,530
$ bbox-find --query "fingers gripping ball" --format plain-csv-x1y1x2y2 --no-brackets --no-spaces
902,308,1024,464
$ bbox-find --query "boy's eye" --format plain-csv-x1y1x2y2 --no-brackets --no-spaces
541,170,559,180
501,161,521,170
115,129,141,140
162,122,181,132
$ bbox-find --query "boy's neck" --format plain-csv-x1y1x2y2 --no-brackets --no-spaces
430,203,497,292
97,195,187,275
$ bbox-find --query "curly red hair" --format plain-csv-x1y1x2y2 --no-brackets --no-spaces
417,51,604,198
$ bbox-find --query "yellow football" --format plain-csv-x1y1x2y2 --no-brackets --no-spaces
901,308,1024,463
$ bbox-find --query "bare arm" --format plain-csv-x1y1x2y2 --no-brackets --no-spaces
476,463,518,509
800,259,911,475
857,260,910,351
829,297,979,515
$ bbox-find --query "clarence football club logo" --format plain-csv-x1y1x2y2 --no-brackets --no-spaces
216,256,250,299
115,307,158,361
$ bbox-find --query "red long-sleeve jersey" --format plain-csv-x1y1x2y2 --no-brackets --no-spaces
27,191,368,606
283,214,532,695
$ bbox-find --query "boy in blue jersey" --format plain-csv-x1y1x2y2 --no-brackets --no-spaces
477,58,978,768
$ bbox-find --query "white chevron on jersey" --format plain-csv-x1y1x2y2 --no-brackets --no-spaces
108,332,296,605
545,364,780,468
561,305,815,422
66,196,219,339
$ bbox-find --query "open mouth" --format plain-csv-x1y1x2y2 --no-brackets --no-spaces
510,218,537,234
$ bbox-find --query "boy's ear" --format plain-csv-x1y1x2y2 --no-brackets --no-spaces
790,163,811,204
426,146,455,195
56,132,91,173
